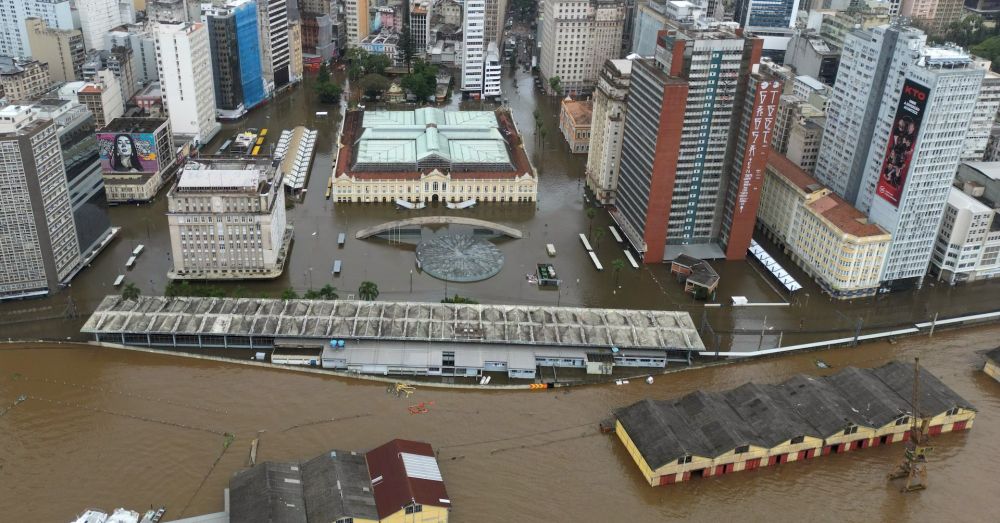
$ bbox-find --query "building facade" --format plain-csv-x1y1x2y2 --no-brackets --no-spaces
461,0,486,92
167,157,292,280
0,57,51,102
345,0,371,46
586,59,632,205
204,0,267,119
155,22,221,147
0,105,82,301
98,117,178,202
758,154,890,298
962,68,1000,161
539,0,625,94
76,70,124,128
333,108,537,203
106,23,160,85
930,162,1000,283
613,27,765,262
784,32,839,86
0,0,74,58
77,0,126,51
559,98,593,154
257,0,292,92
25,18,86,83
483,41,502,97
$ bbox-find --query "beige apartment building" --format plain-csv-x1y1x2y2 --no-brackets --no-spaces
757,154,891,299
559,98,592,154
25,18,86,83
539,0,625,94
76,69,124,128
167,157,293,280
586,58,632,205
0,57,51,101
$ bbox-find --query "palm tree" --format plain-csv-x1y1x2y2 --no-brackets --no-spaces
280,288,299,300
121,283,140,301
318,284,339,300
359,281,379,301
611,258,626,286
593,227,605,249
586,207,596,236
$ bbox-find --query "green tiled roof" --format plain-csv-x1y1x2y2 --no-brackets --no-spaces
356,109,512,167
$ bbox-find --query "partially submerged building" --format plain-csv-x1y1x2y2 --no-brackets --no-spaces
332,108,537,204
227,439,450,522
615,361,975,486
984,347,1000,383
669,254,719,300
81,296,705,379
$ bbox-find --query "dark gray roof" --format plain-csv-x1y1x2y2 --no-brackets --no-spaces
985,347,1000,365
229,462,307,523
300,450,378,522
615,362,973,470
870,360,975,416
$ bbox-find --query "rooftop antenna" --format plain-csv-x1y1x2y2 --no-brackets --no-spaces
888,357,932,492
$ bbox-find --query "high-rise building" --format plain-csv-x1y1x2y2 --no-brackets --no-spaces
345,0,371,46
106,24,160,85
0,0,74,58
77,0,126,52
0,57,51,101
288,18,304,83
257,0,292,92
25,18,86,83
539,0,625,94
733,0,798,60
930,162,1000,283
462,0,486,92
155,22,220,147
167,157,293,280
410,0,431,54
484,0,508,46
0,104,82,301
586,58,633,205
483,41,502,97
815,24,985,289
147,0,191,22
612,26,767,262
204,0,267,119
31,98,116,259
962,67,1000,161
76,70,125,128
900,0,965,35
82,47,139,105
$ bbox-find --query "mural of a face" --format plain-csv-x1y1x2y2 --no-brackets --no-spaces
116,135,134,157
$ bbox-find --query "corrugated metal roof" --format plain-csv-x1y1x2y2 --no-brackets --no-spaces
401,453,443,482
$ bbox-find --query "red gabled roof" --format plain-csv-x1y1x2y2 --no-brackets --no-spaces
366,439,450,519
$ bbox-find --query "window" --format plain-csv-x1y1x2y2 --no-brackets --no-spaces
405,504,423,514
790,435,805,445
677,455,692,465
735,445,749,454
843,425,858,435
946,407,960,416
335,518,353,523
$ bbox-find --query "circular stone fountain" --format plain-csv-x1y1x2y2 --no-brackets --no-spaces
415,233,505,282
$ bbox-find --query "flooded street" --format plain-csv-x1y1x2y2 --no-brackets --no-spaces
3,68,1000,352
1,326,998,521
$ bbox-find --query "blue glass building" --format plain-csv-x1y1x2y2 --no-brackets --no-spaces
734,0,800,30
205,0,266,118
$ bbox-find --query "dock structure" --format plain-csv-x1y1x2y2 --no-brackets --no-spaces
985,347,1000,383
80,296,704,380
615,361,976,487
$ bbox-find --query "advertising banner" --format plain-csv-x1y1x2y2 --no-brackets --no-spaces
97,132,159,173
875,79,929,207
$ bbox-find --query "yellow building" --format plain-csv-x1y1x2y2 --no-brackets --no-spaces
615,361,976,487
334,108,537,204
985,348,1000,383
559,98,592,154
758,153,890,299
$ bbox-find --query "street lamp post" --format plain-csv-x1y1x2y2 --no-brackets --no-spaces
409,269,413,293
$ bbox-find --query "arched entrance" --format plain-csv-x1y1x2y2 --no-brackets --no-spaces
431,194,440,202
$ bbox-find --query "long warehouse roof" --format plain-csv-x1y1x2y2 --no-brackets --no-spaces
82,296,705,351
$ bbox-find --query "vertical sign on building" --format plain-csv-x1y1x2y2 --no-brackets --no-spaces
875,79,929,207
724,77,782,259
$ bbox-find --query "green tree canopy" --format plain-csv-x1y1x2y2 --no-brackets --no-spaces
359,73,391,100
121,283,140,301
358,281,380,301
401,59,438,103
281,288,299,300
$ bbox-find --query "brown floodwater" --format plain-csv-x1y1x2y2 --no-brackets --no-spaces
1,325,998,522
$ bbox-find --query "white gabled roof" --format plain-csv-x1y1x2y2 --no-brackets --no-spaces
400,452,443,482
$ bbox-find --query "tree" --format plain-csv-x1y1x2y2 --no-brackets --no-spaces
280,288,299,300
316,81,343,104
358,281,380,301
442,294,479,304
401,59,438,103
586,207,596,236
317,61,331,84
121,283,140,301
972,35,1000,72
399,0,415,72
318,284,339,300
611,258,626,286
358,73,391,100
593,227,605,249
548,76,562,96
304,288,322,299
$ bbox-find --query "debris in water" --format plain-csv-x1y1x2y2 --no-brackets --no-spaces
815,359,832,369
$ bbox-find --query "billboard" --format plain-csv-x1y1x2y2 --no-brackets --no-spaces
875,79,929,207
97,132,159,173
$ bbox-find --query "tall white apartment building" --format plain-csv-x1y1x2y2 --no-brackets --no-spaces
155,22,220,147
77,0,126,51
345,0,370,47
815,24,985,289
483,41,502,97
539,0,625,94
962,68,1000,161
0,0,74,58
167,157,293,280
0,105,82,301
258,0,292,92
586,58,633,205
107,24,160,85
931,162,1000,283
462,0,486,92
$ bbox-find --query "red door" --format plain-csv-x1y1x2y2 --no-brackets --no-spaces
682,471,691,481
745,458,761,471
806,448,815,459
659,474,675,486
929,425,943,436
953,420,967,431
822,445,832,456
715,465,726,476
869,437,879,448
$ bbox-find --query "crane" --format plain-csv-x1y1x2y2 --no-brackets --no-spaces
888,357,933,492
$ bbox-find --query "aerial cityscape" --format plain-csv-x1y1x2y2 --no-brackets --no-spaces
1,0,999,520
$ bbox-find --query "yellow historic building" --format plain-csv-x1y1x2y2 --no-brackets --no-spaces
615,361,975,486
758,153,890,299
985,348,1000,383
333,168,537,203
